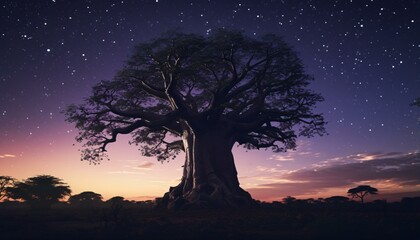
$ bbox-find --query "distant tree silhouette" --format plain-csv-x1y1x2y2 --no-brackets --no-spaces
0,176,15,201
6,175,71,209
282,196,297,205
347,185,378,204
106,196,126,222
401,197,420,210
69,191,103,208
65,29,326,209
107,196,125,204
107,196,126,209
325,196,349,203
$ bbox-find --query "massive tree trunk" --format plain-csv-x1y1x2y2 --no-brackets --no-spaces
159,123,254,210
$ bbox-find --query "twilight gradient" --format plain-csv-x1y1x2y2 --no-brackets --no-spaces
1,0,419,201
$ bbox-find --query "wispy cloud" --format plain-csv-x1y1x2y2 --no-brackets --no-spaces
256,166,289,174
106,171,145,175
311,151,409,168
121,160,155,171
268,140,320,162
270,155,294,161
338,152,406,162
0,154,16,158
247,152,420,201
134,161,154,170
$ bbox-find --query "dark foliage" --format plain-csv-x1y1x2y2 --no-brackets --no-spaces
1,197,420,240
347,185,378,204
69,191,103,208
0,176,15,201
64,29,326,209
6,175,71,209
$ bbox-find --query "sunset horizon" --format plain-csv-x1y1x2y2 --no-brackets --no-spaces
2,144,419,203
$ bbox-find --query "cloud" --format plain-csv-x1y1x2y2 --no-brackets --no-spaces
106,171,145,175
0,154,16,159
268,140,320,162
121,160,155,171
270,155,294,161
247,152,420,201
135,161,154,170
311,151,409,168
285,154,420,187
335,152,406,162
256,166,289,174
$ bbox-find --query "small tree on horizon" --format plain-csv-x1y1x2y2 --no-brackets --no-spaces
347,185,378,204
107,196,125,203
282,196,297,205
7,175,71,209
68,191,103,208
0,176,16,201
324,196,349,204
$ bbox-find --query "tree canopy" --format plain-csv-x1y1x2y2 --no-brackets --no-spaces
68,191,103,207
324,196,349,204
7,175,71,209
347,185,378,204
65,29,326,209
0,176,15,201
66,29,325,164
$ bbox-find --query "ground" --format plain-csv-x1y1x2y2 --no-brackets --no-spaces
1,202,419,240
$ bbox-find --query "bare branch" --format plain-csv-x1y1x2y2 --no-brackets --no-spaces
99,111,179,151
129,74,167,99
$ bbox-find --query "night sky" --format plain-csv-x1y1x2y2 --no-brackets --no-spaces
1,0,419,201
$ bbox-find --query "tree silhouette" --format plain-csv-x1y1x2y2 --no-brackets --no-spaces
7,175,71,209
107,196,125,205
106,196,126,222
65,29,326,209
324,196,349,204
347,185,378,204
68,191,103,207
0,176,15,201
282,196,297,205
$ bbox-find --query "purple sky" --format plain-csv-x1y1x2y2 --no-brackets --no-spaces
1,0,419,201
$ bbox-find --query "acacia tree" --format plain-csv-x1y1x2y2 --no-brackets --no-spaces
347,185,378,204
0,176,15,201
68,191,103,207
66,30,325,209
7,175,71,209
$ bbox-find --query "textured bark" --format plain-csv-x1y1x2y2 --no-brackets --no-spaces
160,124,254,209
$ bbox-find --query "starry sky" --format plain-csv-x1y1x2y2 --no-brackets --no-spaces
1,0,419,202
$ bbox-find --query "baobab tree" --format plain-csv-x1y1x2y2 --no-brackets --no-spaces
347,185,378,204
65,29,326,209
